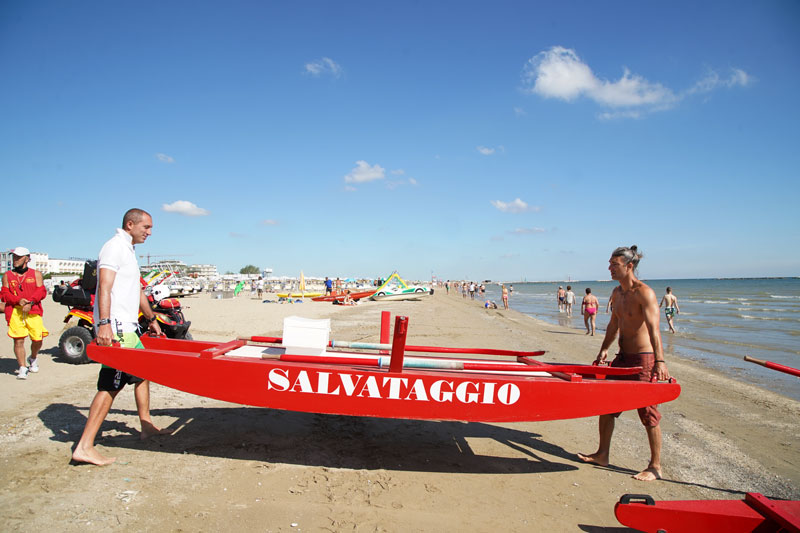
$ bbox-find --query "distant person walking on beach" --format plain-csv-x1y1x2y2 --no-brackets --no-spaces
578,245,670,482
501,284,509,310
557,286,566,312
256,277,264,298
324,277,333,296
72,208,170,466
660,287,680,334
565,286,576,316
581,288,599,336
2,247,48,380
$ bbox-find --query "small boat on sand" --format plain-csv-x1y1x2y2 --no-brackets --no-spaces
312,290,375,302
86,314,680,423
614,493,800,533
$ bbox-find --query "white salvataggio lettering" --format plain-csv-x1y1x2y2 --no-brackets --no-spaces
497,383,520,405
430,380,454,402
289,370,313,393
383,376,408,399
404,378,429,401
481,382,496,404
315,372,340,395
355,375,382,398
268,369,520,407
455,381,480,403
267,368,290,391
338,373,363,396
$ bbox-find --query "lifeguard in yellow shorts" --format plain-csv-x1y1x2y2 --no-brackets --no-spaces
2,247,48,380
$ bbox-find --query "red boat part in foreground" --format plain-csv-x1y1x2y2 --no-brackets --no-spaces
614,493,800,533
86,315,680,423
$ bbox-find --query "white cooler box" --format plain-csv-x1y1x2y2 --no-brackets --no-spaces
282,316,330,356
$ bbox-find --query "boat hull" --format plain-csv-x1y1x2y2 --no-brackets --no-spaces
87,337,681,423
615,493,800,533
372,291,432,302
312,290,376,302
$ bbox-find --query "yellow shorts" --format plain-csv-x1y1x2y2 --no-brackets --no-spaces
7,307,49,341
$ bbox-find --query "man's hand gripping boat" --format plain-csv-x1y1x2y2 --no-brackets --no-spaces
86,315,681,423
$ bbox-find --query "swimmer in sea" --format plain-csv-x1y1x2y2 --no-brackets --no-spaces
581,287,599,336
659,287,680,333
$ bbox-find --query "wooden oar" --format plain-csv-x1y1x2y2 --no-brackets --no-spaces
278,353,641,375
744,356,800,378
243,336,545,358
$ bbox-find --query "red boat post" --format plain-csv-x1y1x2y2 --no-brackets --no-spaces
389,315,408,373
379,310,390,354
744,355,800,378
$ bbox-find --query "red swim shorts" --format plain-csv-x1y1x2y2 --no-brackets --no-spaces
608,352,661,427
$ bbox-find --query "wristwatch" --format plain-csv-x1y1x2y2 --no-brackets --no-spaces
98,318,111,326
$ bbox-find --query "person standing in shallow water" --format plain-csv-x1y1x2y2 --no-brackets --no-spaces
660,287,680,333
578,245,671,482
581,288,599,336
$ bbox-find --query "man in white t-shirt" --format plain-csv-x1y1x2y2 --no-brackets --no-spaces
72,208,169,466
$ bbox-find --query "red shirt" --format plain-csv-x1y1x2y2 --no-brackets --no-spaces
2,268,46,323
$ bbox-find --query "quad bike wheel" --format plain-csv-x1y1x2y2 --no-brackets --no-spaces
59,326,94,364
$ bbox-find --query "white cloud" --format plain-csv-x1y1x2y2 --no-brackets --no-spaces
344,185,357,192
261,219,278,226
408,177,417,186
491,198,540,213
522,46,751,118
688,68,754,95
522,46,675,110
344,160,385,184
509,227,546,235
156,153,174,163
162,200,210,216
391,169,405,175
513,107,526,116
477,146,495,155
305,57,342,78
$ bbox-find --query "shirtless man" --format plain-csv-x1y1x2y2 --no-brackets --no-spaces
578,245,671,481
581,288,599,336
557,286,566,312
660,287,680,334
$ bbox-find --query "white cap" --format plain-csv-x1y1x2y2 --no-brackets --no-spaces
11,247,30,256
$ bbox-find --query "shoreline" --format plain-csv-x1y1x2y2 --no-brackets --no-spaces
1,293,797,531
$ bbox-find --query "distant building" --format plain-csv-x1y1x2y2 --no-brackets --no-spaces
49,258,86,275
188,264,219,278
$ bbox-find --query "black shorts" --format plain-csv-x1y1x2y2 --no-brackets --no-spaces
97,367,144,392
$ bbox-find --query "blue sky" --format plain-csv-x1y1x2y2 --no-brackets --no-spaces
2,1,798,281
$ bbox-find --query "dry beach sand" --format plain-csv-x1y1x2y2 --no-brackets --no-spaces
1,293,798,532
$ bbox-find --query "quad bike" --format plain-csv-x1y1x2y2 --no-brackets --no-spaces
52,261,192,364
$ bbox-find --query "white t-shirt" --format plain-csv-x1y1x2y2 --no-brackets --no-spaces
94,228,141,327
566,290,575,304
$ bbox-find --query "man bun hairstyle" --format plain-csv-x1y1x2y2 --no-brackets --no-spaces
612,245,643,272
122,208,151,229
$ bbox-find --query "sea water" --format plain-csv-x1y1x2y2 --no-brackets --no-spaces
483,278,800,401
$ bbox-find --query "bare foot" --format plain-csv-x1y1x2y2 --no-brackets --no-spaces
72,446,116,466
140,421,173,440
577,452,609,467
633,467,662,481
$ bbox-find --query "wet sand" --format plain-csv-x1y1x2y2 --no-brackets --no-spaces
1,293,798,531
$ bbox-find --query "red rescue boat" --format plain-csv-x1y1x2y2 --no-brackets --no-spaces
85,315,681,423
311,290,376,302
615,493,800,533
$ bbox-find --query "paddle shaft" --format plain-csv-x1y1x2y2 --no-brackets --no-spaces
245,336,545,358
744,356,800,378
278,352,641,375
